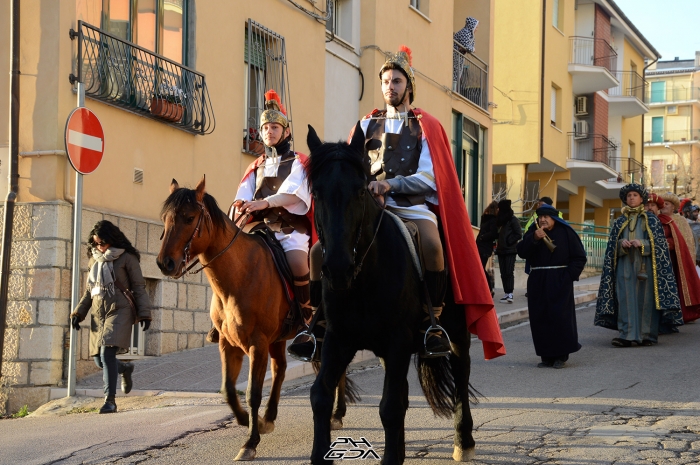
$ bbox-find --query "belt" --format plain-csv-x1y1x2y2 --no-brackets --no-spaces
530,265,567,270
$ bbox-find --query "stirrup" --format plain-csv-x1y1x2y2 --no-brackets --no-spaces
422,324,452,358
287,329,317,362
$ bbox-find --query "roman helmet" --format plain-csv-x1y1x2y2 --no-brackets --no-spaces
259,89,288,129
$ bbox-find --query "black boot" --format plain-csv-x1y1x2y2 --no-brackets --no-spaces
288,280,325,362
120,362,134,395
293,273,313,322
99,395,117,414
422,270,452,358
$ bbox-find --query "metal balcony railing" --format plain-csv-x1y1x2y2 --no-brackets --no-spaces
644,129,700,144
452,42,489,111
646,86,700,104
605,156,646,183
569,36,617,72
70,21,215,135
568,133,617,167
609,71,646,102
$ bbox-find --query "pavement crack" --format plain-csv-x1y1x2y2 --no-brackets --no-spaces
586,388,606,398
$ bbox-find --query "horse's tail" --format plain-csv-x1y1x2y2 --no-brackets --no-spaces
312,361,362,405
415,355,455,418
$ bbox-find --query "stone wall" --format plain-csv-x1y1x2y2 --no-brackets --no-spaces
0,201,213,414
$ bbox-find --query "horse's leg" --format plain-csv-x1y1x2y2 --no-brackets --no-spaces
260,339,287,434
450,334,475,461
219,338,248,426
235,342,270,461
332,372,347,431
378,350,411,465
310,337,356,465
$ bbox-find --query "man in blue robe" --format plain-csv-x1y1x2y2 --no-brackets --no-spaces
594,183,682,346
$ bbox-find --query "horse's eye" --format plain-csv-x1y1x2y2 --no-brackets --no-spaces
186,216,195,224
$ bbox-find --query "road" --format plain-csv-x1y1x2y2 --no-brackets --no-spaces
1,304,699,464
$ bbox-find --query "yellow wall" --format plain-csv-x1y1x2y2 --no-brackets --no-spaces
492,0,542,166
619,38,645,168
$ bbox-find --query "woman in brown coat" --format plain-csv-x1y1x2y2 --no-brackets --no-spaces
70,220,151,414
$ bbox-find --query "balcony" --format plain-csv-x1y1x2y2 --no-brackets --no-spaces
601,156,646,186
70,21,215,135
568,37,619,94
452,43,489,111
566,133,618,187
608,71,648,117
644,129,700,145
646,87,700,105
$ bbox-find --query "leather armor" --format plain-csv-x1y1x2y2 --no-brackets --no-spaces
364,110,425,207
252,151,310,235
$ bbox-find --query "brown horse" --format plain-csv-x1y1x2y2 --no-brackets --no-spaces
157,176,355,461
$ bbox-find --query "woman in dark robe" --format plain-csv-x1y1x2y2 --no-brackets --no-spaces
517,205,587,368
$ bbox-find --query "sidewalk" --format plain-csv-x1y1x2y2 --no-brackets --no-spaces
53,274,600,400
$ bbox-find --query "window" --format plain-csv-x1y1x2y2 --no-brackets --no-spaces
550,85,561,127
452,113,485,225
327,0,353,43
552,0,562,30
77,0,188,64
410,0,429,16
244,20,292,154
651,159,664,187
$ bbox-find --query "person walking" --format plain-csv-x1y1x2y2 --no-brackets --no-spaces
476,201,499,296
517,205,587,368
496,199,522,303
70,220,151,414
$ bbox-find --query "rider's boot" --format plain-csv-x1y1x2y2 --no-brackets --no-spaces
293,273,313,321
287,280,325,362
421,269,452,357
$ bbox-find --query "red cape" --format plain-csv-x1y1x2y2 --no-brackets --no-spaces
659,214,700,322
238,152,317,245
359,109,506,359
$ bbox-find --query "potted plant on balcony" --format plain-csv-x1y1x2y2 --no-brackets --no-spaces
243,127,265,155
150,83,185,123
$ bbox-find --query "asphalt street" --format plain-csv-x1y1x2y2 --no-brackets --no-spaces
1,304,699,465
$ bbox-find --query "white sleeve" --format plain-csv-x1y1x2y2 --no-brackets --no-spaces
276,157,311,215
235,173,256,202
413,136,437,192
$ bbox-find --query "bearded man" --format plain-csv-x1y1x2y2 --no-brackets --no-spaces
517,205,586,368
594,184,681,347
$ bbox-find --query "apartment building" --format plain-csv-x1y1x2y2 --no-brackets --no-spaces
492,0,659,228
0,0,494,413
644,54,700,197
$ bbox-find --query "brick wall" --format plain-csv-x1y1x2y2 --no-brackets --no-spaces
593,93,609,163
594,4,613,71
0,202,213,414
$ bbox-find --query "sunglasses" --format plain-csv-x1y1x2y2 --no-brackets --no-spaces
93,240,107,247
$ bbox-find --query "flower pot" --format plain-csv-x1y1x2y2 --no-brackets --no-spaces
246,139,265,156
150,98,184,123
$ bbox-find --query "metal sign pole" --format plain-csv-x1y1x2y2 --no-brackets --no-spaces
66,83,85,398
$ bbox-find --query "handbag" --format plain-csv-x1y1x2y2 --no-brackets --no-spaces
114,279,138,320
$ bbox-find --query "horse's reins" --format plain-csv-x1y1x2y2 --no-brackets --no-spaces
164,201,250,279
352,194,386,278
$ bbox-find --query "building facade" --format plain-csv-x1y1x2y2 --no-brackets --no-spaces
0,0,494,413
492,0,658,228
643,54,700,198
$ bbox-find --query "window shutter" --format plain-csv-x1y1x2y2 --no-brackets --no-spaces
245,28,266,70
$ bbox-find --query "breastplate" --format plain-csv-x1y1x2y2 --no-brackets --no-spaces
365,112,424,206
254,151,296,200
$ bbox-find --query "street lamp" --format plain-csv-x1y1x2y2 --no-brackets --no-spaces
664,144,692,195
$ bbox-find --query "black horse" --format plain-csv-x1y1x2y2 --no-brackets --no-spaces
306,124,476,464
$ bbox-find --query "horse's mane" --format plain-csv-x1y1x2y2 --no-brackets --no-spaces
306,140,369,188
161,187,228,232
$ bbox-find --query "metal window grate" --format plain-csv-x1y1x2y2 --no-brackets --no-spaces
70,21,215,135
244,19,293,155
133,168,144,184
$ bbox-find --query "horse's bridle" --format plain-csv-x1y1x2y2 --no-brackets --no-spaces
163,200,249,279
316,192,386,280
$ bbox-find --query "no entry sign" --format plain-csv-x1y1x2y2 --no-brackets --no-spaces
64,107,104,174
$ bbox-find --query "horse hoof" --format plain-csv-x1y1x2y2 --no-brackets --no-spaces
234,447,256,461
330,418,343,430
453,445,475,462
259,420,275,434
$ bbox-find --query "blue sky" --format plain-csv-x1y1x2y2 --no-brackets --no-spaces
614,0,700,61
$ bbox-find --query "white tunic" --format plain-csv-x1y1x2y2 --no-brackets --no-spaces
360,115,438,225
234,155,311,253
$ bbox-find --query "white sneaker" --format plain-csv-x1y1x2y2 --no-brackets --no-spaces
506,294,514,303
499,295,509,303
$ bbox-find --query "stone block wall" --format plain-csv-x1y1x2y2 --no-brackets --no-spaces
0,201,213,414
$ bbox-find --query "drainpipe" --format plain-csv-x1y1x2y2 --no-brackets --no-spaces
641,56,659,186
0,0,20,381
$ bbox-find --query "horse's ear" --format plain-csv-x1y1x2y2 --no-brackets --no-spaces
170,178,179,194
307,125,322,153
349,121,365,156
195,175,206,202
